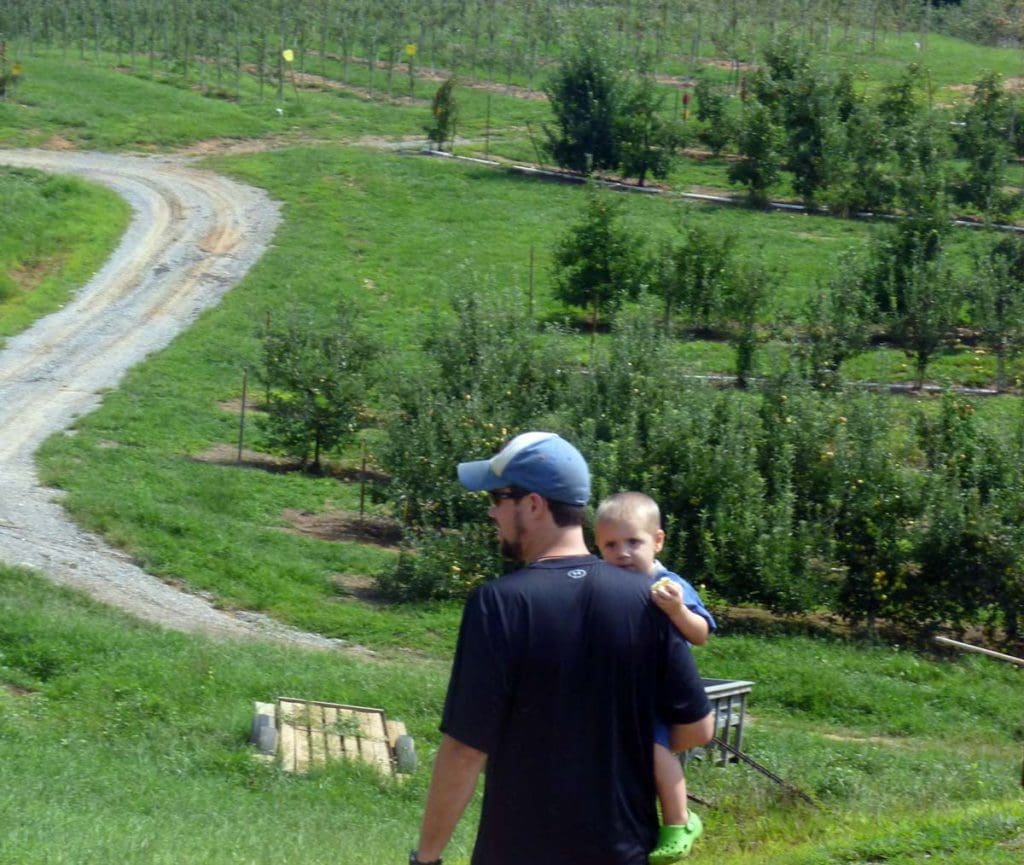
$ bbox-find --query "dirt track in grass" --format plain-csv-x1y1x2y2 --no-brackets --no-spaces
0,149,347,649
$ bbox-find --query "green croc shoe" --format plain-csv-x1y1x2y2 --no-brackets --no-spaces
649,811,703,864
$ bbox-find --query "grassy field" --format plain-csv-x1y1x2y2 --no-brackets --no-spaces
0,564,1020,864
0,166,131,342
3,25,1024,864
32,141,1017,653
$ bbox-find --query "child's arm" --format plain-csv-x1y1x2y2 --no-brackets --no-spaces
652,581,711,645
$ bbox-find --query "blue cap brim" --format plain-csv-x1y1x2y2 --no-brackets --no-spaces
457,459,501,492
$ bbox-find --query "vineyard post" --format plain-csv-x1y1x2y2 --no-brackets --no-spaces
277,5,287,102
359,438,368,520
526,121,543,168
406,42,416,95
238,368,248,463
528,246,535,320
264,310,272,405
234,21,241,101
485,91,491,158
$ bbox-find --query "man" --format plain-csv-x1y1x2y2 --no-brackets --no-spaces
412,432,714,865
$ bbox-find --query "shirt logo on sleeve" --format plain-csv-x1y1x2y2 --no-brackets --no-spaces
567,568,588,580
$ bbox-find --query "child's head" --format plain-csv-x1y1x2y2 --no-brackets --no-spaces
594,492,665,577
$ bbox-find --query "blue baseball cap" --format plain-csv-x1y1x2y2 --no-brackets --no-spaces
457,432,591,506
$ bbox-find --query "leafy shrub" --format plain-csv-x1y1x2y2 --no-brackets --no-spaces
969,234,1024,390
256,302,377,470
381,283,570,527
729,98,782,207
656,222,736,334
910,393,1024,640
796,252,875,388
542,32,624,173
721,256,777,388
424,76,458,151
378,522,505,601
375,284,1024,641
615,72,683,187
831,395,922,632
693,73,733,155
551,188,652,331
954,71,1012,216
377,284,573,598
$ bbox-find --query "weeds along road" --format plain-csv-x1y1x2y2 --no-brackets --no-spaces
0,149,341,649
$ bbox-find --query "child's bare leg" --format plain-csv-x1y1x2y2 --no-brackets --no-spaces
650,744,703,862
654,743,689,825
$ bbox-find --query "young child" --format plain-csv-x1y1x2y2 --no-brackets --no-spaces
595,492,717,864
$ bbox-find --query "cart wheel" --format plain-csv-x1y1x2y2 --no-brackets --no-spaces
395,734,417,773
251,712,278,755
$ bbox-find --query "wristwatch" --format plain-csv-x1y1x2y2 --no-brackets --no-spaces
409,850,442,865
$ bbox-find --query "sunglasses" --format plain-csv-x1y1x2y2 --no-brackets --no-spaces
488,488,529,505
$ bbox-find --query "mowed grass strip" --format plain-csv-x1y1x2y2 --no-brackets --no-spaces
0,167,131,341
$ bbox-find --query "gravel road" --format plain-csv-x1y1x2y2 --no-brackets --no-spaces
0,149,343,649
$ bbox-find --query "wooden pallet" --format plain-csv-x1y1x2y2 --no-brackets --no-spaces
256,697,410,776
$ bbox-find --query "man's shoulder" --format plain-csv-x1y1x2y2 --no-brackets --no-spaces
482,556,647,597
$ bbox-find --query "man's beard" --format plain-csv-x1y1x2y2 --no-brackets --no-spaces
499,536,523,561
498,509,525,562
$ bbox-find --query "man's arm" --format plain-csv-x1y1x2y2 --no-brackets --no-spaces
416,734,488,861
668,710,715,754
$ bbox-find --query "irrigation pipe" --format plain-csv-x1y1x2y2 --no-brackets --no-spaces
932,635,1024,788
412,148,1024,234
932,636,1024,667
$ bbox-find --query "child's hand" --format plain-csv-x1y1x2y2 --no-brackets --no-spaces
651,578,683,613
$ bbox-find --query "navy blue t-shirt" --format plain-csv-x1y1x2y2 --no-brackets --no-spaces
441,555,711,865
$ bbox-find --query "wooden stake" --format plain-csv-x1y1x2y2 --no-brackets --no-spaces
526,121,543,168
359,439,367,519
528,246,535,320
237,368,248,463
485,92,491,158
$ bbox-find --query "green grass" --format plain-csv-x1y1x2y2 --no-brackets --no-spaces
853,31,1024,100
4,32,1024,864
0,564,457,865
0,166,131,341
0,47,550,153
24,139,1024,651
6,46,1023,656
1,564,1020,864
29,144,887,649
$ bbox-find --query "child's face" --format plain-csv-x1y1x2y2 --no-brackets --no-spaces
595,517,665,577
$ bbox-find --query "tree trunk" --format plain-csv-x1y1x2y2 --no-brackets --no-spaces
916,354,927,390
319,7,327,78
235,23,241,101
